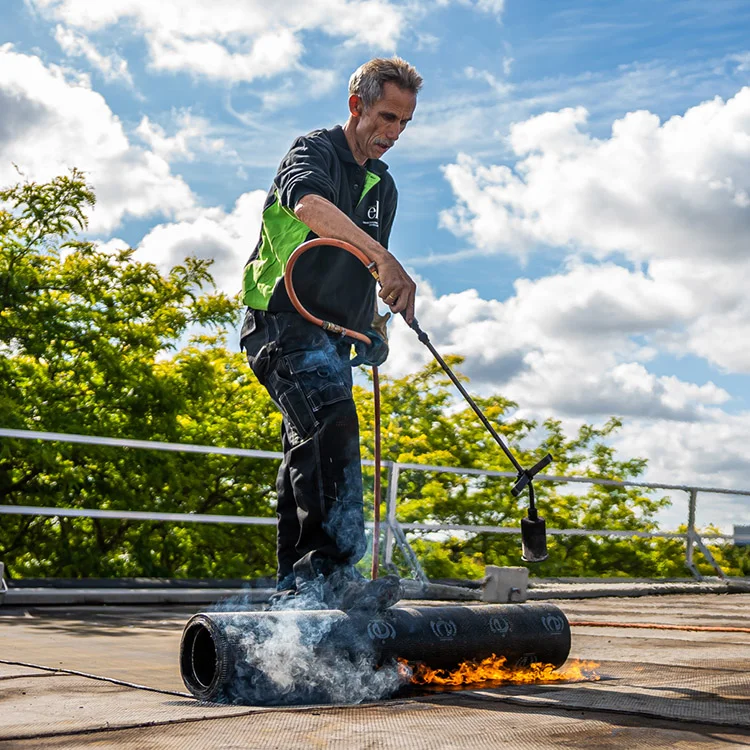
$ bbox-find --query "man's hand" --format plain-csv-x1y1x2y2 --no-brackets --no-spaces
376,253,417,324
351,333,388,368
293,195,417,322
350,311,391,367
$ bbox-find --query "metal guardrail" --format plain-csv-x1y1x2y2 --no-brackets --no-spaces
1,428,749,583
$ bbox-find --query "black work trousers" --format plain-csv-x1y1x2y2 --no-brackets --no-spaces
240,309,366,589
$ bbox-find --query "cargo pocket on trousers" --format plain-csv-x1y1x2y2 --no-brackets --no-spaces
270,349,350,441
284,349,351,412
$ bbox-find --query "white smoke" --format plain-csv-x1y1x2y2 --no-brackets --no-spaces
217,608,404,705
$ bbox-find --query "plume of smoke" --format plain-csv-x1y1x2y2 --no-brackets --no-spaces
199,331,401,704
216,608,404,705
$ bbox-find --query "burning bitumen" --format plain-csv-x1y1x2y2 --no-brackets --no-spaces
400,654,600,693
180,603,573,705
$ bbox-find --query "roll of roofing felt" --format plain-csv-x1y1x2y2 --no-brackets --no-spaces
180,603,570,705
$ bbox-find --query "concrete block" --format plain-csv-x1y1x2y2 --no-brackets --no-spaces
481,565,528,603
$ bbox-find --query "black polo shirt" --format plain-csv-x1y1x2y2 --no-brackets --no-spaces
242,125,398,335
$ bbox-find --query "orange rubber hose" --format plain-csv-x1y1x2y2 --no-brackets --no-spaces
371,365,381,580
284,238,378,345
570,621,750,633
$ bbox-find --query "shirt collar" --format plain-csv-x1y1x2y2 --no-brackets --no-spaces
329,125,389,175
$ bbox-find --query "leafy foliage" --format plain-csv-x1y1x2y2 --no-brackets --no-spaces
0,171,279,578
357,370,703,580
1,172,746,580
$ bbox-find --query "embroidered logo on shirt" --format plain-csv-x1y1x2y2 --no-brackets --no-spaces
364,200,380,228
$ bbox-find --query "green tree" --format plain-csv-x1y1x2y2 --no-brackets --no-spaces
2,172,746,580
356,366,745,580
0,171,280,578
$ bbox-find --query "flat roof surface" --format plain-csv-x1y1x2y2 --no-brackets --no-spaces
1,593,749,748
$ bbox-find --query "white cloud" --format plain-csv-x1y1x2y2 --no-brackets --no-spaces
30,0,405,83
729,52,750,73
441,90,750,262
437,89,750,376
464,66,513,96
382,273,750,530
0,45,195,232
402,54,750,163
135,111,235,163
415,32,440,52
435,0,506,17
252,68,339,112
472,0,506,15
380,86,750,519
612,415,750,530
134,190,267,297
95,237,129,255
383,266,730,423
53,24,133,85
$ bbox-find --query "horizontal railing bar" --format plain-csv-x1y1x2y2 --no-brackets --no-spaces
0,505,278,525
0,504,383,528
0,428,284,461
0,428,387,467
399,522,688,539
1,506,744,541
2,428,749,512
393,461,750,497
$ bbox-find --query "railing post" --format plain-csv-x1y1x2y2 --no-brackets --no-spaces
695,536,728,580
380,463,427,584
685,488,702,580
684,489,727,579
391,521,429,585
383,463,400,568
0,561,7,607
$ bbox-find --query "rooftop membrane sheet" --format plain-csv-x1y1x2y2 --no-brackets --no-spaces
1,593,749,748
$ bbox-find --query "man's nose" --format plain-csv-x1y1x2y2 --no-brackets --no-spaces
386,124,400,141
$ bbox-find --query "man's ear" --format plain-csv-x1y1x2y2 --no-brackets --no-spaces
348,94,363,117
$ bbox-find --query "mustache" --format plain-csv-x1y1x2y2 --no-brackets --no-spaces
374,138,394,148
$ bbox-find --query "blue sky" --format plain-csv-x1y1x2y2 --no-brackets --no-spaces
2,0,750,530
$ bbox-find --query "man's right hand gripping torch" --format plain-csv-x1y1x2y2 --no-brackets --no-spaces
403,315,553,562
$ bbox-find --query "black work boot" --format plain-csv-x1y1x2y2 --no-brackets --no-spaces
265,588,296,611
339,574,402,614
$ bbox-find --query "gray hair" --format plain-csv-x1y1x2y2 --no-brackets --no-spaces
348,57,423,109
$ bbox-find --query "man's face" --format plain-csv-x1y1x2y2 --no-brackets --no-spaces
350,81,417,161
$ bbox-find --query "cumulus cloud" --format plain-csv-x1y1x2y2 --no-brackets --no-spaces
611,415,750,531
29,0,405,83
437,89,750,378
381,87,750,509
440,91,750,262
383,269,730,423
134,190,267,297
0,45,195,232
381,270,750,529
135,111,235,163
54,24,133,85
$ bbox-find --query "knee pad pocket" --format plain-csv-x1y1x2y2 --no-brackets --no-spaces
269,349,352,440
284,349,352,411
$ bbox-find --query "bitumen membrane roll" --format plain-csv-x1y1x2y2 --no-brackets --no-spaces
180,603,570,705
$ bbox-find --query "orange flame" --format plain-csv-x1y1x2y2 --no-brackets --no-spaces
400,655,600,687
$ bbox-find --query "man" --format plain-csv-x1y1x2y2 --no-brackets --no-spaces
240,57,421,611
